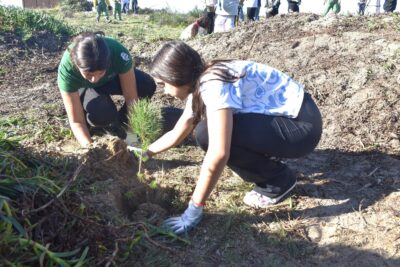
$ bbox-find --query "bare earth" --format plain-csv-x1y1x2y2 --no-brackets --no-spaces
0,13,399,266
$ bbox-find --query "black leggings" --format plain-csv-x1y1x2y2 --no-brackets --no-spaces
79,69,156,128
194,93,322,197
247,7,257,21
288,2,300,13
384,0,397,12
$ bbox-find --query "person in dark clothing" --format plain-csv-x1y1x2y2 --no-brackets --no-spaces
205,0,217,33
265,0,280,18
132,0,138,14
358,0,367,15
288,0,301,12
383,0,397,12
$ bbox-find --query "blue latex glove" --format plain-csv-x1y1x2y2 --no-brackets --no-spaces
127,145,150,162
162,201,203,234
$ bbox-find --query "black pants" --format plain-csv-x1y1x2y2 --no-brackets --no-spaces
288,2,300,13
194,93,322,197
206,11,215,34
266,7,279,18
132,0,138,14
79,69,156,128
247,7,257,21
122,3,129,13
384,0,397,12
358,3,366,15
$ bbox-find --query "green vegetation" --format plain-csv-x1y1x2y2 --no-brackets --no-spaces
145,7,203,28
55,8,194,42
128,99,162,175
0,131,89,266
128,99,162,150
60,0,93,12
0,5,75,40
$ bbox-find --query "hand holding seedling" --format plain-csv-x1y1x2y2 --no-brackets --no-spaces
127,145,150,162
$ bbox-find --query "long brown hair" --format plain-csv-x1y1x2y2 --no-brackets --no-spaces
150,41,244,125
69,31,111,72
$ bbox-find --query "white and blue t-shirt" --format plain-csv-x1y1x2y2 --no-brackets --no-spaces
183,61,304,119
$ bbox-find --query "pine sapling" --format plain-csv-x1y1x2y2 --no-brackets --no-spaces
128,99,162,176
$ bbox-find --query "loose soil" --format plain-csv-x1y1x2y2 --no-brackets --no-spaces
0,13,399,266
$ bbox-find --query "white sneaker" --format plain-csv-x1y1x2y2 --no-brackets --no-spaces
243,182,296,208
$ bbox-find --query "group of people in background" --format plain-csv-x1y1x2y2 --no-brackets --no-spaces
93,0,139,22
324,0,397,16
180,0,398,40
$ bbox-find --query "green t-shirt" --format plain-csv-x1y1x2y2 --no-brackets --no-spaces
57,37,133,93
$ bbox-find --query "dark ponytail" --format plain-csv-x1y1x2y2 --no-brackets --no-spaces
69,31,111,72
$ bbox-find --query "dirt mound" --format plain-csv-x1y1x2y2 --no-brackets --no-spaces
188,13,400,156
55,136,174,224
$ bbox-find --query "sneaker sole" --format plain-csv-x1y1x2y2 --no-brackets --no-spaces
244,181,297,208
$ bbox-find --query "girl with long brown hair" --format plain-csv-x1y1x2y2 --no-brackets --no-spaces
142,41,322,234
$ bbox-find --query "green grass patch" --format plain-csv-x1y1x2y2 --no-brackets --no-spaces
0,114,73,144
0,5,75,40
50,8,201,42
0,132,89,266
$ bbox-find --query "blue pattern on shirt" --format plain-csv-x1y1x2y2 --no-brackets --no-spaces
198,61,304,118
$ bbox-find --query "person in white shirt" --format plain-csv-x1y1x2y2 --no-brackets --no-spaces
214,0,239,32
142,41,322,234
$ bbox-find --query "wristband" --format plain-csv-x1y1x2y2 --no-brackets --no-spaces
191,198,205,207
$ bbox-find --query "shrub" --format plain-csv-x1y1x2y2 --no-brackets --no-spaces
0,5,75,39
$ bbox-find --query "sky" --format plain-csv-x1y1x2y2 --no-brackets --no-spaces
0,0,393,14
138,0,392,15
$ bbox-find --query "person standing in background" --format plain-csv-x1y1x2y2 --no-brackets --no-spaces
244,0,258,21
254,0,261,20
358,0,368,15
204,0,217,34
93,0,111,22
122,0,129,13
237,0,245,24
265,0,280,18
132,0,139,14
113,0,122,20
214,0,239,32
383,0,397,12
287,0,301,12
